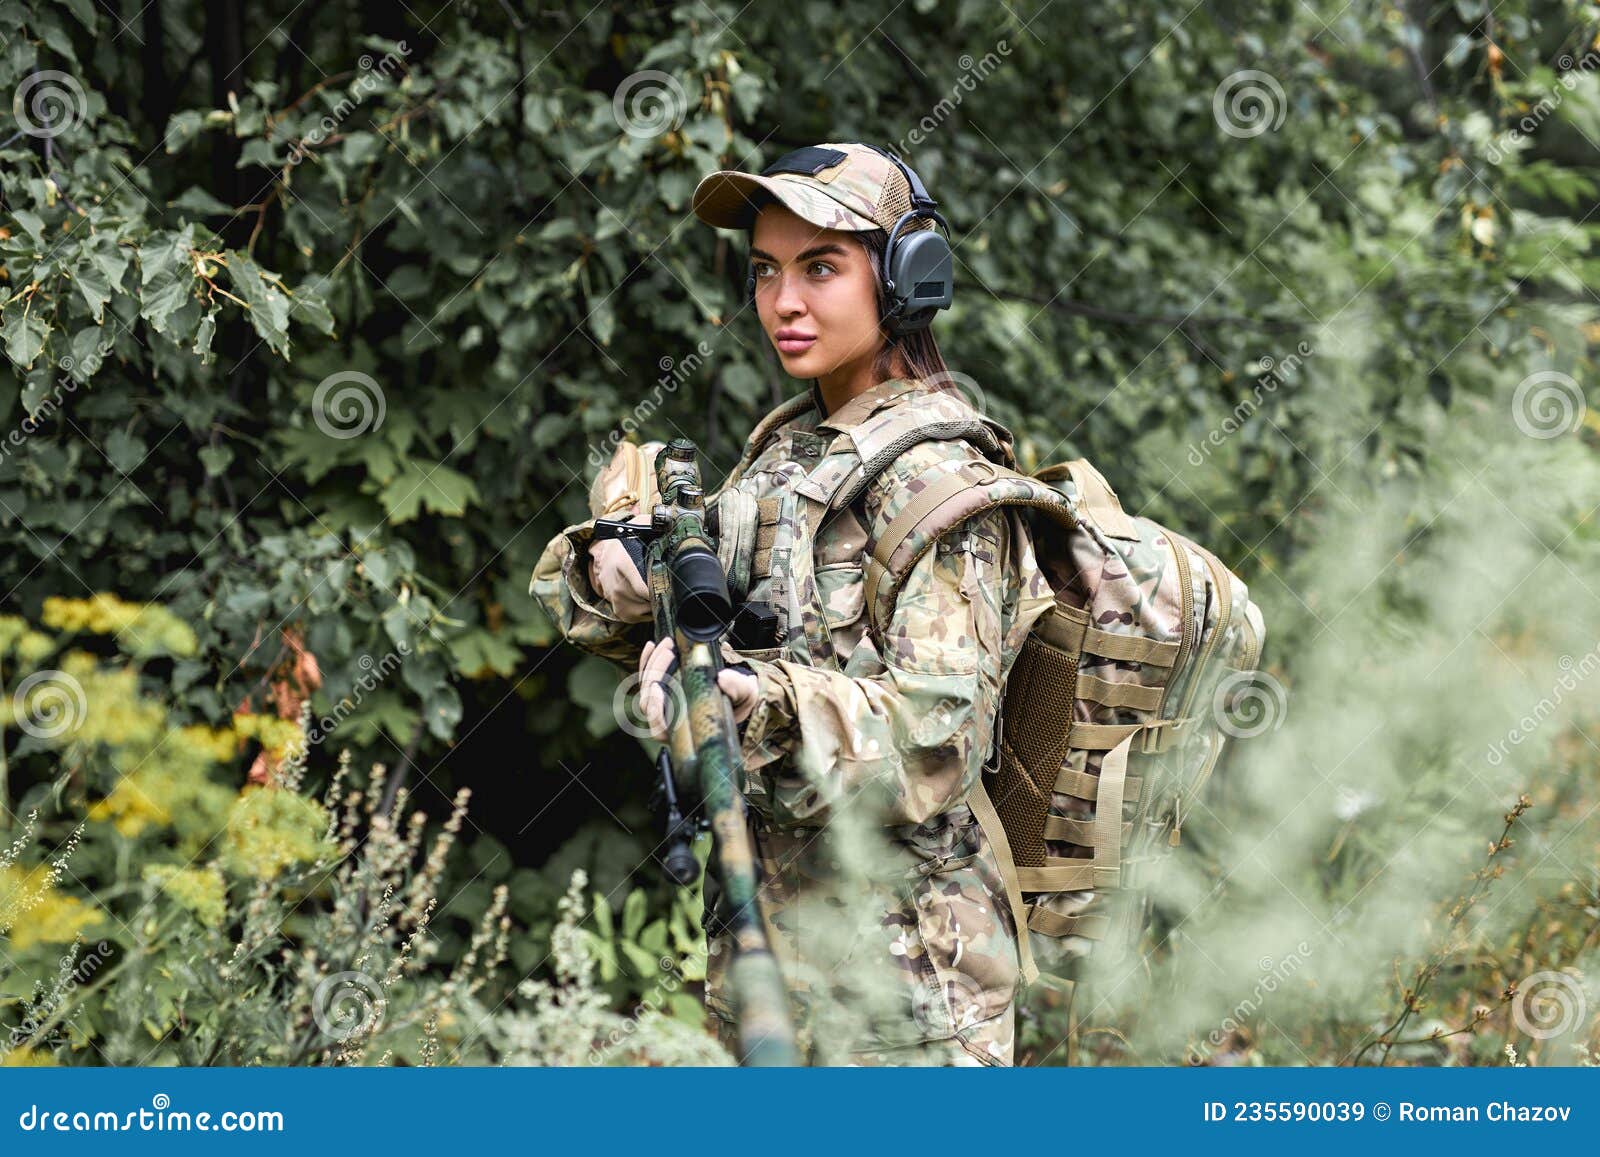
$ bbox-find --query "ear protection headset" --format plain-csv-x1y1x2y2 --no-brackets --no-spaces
743,144,954,337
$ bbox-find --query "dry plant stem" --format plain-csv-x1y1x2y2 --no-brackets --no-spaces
1352,795,1531,1066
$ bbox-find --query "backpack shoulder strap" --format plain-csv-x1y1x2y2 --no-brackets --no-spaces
1037,458,1140,540
861,457,1079,631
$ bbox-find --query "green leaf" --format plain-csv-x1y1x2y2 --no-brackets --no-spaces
170,186,233,217
377,459,481,523
138,229,197,336
380,602,414,649
591,892,614,941
2,310,49,369
164,110,204,155
424,683,462,740
225,252,293,358
12,209,45,245
198,443,234,477
290,285,336,336
192,308,217,360
104,429,146,474
67,325,108,381
224,586,271,616
445,627,521,678
74,260,113,323
621,887,647,941
588,293,616,347
568,655,623,737
618,940,658,978
57,0,98,31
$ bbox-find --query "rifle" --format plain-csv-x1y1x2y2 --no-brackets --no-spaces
592,437,799,1066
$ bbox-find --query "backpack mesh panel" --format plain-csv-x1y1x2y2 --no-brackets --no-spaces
992,620,1080,867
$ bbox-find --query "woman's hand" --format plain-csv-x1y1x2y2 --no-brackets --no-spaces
638,638,761,743
587,504,652,623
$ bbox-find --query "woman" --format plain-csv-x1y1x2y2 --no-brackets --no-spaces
530,142,1055,1065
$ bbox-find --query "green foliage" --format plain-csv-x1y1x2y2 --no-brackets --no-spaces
0,596,723,1066
1,0,1598,1065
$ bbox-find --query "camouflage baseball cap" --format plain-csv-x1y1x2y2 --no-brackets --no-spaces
691,142,934,235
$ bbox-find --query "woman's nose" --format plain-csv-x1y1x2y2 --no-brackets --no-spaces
773,272,805,315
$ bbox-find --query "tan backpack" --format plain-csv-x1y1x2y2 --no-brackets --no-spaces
859,452,1267,991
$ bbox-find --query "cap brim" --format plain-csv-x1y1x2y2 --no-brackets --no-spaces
690,171,879,232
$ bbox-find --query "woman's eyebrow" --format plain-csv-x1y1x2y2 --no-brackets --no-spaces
747,243,850,263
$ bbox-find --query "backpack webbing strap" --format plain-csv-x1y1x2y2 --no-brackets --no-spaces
968,775,1040,988
1056,767,1143,804
1069,719,1185,753
1082,627,1181,666
1045,815,1133,846
1075,674,1163,711
1014,729,1137,893
1026,908,1109,940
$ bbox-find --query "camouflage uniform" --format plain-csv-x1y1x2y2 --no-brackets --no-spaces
531,376,1055,1066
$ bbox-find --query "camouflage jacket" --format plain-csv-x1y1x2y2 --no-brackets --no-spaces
529,376,1055,1060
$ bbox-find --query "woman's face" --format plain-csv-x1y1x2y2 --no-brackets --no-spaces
748,203,884,388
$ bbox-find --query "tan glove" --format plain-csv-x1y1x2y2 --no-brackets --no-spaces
586,440,664,624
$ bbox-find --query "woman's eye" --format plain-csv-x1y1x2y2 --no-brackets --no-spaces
808,261,835,276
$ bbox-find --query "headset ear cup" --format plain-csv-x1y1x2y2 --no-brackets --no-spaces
884,227,953,335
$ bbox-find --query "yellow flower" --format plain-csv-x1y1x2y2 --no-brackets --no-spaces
175,723,239,764
223,785,332,880
0,1046,58,1067
0,864,102,950
40,593,197,657
144,863,227,927
232,713,305,758
87,780,172,838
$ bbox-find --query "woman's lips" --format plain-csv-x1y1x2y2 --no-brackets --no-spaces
776,335,816,354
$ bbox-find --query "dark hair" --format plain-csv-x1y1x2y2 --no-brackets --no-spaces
744,190,950,387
